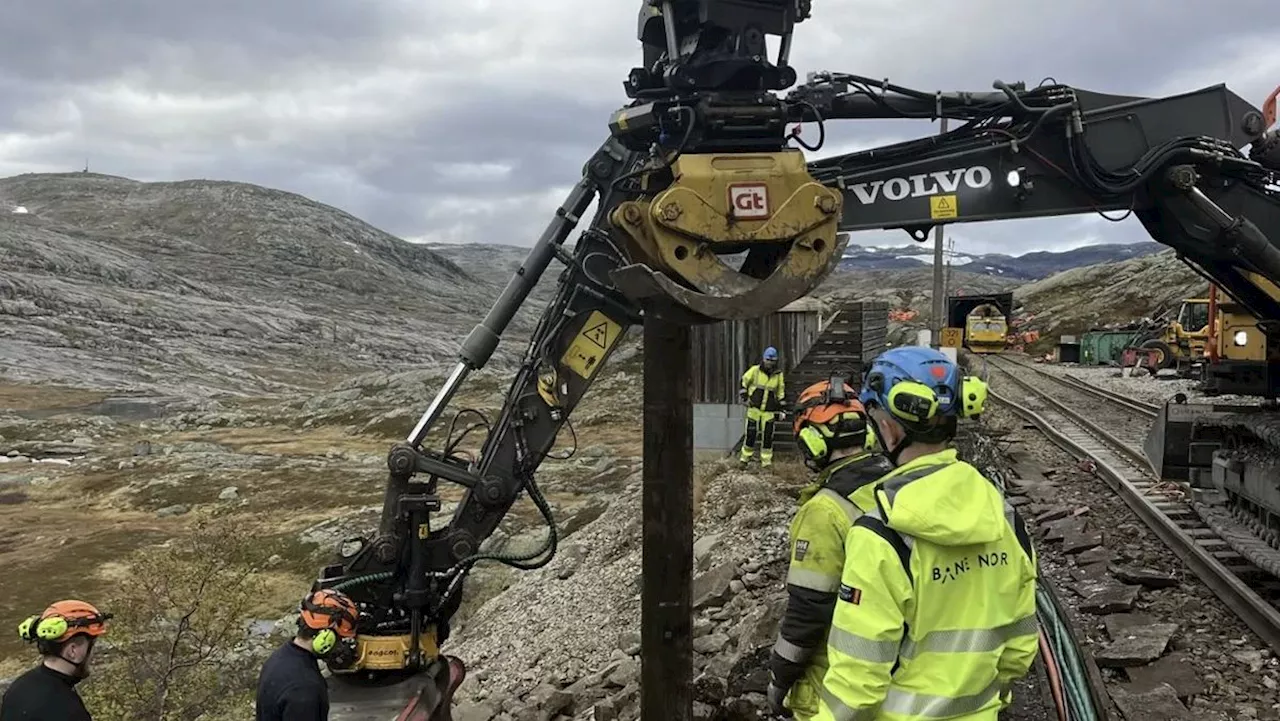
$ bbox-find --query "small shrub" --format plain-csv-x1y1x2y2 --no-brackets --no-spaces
80,519,271,720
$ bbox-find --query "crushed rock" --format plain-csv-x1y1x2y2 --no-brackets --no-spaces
443,460,793,720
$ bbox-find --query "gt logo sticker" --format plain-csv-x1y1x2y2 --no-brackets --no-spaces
839,584,862,605
729,183,770,219
794,540,809,561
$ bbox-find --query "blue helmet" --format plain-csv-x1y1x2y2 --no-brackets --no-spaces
763,346,778,361
859,347,982,434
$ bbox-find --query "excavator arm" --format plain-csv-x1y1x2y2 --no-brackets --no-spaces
790,72,1280,322
314,1,1280,714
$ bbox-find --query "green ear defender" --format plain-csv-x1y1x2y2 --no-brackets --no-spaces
18,615,77,642
312,628,338,655
17,616,37,642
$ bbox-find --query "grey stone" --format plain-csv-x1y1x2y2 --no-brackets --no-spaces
694,563,737,608
1111,684,1191,720
1075,546,1115,565
693,534,723,571
1061,529,1103,554
156,504,189,517
1124,653,1207,698
453,701,498,721
1103,614,1158,637
1096,622,1178,667
1080,584,1142,614
1109,564,1177,589
693,633,730,654
219,485,239,500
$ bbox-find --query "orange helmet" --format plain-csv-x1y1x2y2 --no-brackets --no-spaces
18,600,111,645
792,376,874,469
299,589,359,639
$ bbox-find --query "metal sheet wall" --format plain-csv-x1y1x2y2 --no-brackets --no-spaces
690,311,821,404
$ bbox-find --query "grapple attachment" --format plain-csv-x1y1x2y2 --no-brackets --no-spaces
609,149,846,322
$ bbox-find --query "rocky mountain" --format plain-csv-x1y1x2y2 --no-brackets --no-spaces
0,173,550,398
838,240,1164,280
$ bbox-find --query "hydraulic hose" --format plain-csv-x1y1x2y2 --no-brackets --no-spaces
1036,581,1108,720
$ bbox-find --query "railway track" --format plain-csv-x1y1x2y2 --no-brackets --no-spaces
983,354,1280,657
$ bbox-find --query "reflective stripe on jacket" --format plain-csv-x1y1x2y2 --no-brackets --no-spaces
815,448,1039,721
771,451,894,720
742,364,785,412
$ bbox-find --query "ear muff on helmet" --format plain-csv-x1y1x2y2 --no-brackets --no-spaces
795,409,869,470
887,380,939,424
797,424,829,469
960,376,988,417
299,589,359,657
19,601,111,646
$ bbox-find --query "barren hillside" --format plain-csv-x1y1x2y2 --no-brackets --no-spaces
0,173,548,398
1013,247,1209,343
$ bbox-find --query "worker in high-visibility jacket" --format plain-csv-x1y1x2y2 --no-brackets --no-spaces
767,376,893,720
739,346,786,468
815,347,1039,721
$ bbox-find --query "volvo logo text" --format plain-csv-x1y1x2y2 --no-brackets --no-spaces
848,166,992,205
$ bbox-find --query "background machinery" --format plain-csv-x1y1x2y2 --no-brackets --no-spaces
1200,284,1274,395
1120,294,1211,374
944,292,1014,353
963,303,1011,353
311,1,1280,717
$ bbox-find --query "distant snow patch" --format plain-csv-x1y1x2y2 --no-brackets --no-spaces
893,253,974,266
11,206,28,214
343,240,362,254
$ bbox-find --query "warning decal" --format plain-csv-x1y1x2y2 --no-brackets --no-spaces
930,194,957,220
583,321,611,349
561,310,623,379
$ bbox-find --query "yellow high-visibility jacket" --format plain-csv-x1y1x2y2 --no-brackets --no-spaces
742,364,786,413
815,448,1039,721
770,450,894,720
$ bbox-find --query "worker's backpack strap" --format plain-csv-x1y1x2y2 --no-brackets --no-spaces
853,511,914,585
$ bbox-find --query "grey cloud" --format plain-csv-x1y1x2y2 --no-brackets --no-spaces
2,0,1279,257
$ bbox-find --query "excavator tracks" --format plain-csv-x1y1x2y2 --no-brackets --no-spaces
983,354,1280,657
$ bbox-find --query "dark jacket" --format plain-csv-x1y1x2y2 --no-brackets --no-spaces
0,663,93,721
255,642,329,721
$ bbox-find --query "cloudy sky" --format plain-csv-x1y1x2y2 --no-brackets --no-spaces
2,1,1278,257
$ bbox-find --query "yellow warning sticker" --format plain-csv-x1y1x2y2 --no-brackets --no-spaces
561,310,623,379
930,194,958,219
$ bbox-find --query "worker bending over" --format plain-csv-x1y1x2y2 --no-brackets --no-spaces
256,588,360,721
739,346,786,468
816,347,1038,721
1,599,111,721
768,377,892,720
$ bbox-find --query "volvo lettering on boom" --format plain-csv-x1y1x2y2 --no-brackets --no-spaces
848,166,993,205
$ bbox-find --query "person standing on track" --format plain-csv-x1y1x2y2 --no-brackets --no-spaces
815,347,1039,721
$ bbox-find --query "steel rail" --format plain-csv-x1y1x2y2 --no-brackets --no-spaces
994,353,1160,417
986,358,1280,657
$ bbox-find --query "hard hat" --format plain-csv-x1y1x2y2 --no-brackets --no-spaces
859,347,987,440
298,589,360,656
792,376,871,469
18,600,111,645
763,346,778,361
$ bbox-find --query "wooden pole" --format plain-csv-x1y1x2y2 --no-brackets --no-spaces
640,314,693,721
930,117,949,348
